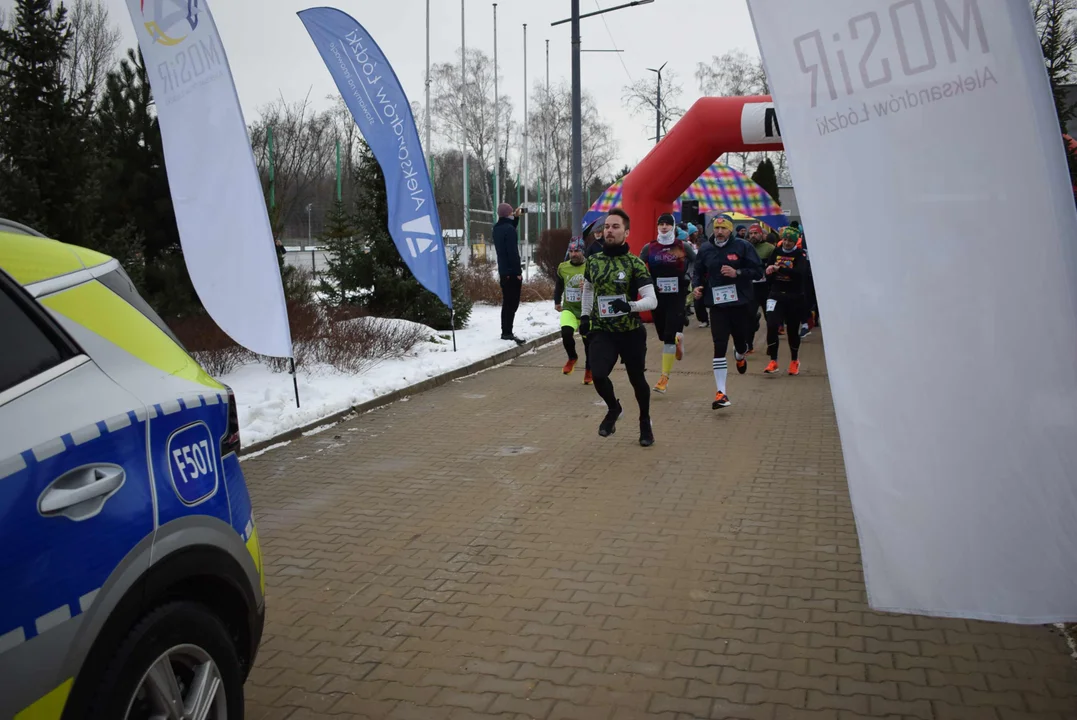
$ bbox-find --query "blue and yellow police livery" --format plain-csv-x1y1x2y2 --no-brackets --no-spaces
0,220,264,719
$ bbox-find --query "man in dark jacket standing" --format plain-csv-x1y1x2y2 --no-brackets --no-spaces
493,203,524,344
693,214,763,409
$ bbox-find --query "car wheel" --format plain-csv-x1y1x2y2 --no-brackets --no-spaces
87,601,244,720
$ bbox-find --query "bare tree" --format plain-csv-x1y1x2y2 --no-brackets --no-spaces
696,49,769,97
696,49,783,176
249,92,338,239
63,0,121,106
429,48,514,212
622,68,685,142
528,80,616,227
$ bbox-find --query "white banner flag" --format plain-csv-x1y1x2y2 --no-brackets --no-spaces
748,0,1077,622
125,0,291,358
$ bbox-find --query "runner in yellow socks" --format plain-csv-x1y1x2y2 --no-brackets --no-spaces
639,213,695,393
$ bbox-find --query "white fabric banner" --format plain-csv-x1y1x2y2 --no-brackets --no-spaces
125,0,291,358
748,0,1077,622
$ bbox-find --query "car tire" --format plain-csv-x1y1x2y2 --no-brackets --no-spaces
85,601,244,720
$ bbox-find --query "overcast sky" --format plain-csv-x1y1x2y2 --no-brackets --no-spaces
4,0,762,169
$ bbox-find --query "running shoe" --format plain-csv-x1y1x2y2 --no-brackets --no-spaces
583,370,593,385
764,360,780,374
639,419,655,447
675,333,684,361
562,358,578,375
736,357,748,374
653,375,669,393
698,321,709,329
712,392,731,409
788,360,801,376
800,324,811,338
599,401,623,437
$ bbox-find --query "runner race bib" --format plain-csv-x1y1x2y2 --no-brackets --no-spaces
656,277,679,294
766,298,777,312
565,286,582,303
711,285,739,305
598,294,628,318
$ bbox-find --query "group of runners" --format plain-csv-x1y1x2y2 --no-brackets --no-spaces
553,208,815,447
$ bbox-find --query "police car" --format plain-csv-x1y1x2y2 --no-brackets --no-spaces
0,220,265,719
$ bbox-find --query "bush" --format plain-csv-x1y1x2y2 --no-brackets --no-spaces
460,257,502,304
315,316,426,373
522,276,555,303
536,228,573,281
167,313,253,377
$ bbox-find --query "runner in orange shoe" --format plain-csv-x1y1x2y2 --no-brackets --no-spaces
763,226,810,376
555,238,590,381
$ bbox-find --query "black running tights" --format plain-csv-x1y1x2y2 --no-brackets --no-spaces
588,328,650,421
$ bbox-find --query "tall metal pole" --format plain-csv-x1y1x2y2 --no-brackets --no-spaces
461,0,470,255
425,0,432,169
493,3,500,210
545,38,551,233
570,0,582,233
523,23,529,280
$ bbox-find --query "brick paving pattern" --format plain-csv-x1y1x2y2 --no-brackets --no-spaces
240,323,1077,719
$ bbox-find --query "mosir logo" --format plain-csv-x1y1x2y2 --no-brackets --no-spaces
793,0,991,109
141,0,200,47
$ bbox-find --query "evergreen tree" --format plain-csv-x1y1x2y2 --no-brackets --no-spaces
324,140,472,330
751,158,781,206
318,199,361,305
0,0,100,243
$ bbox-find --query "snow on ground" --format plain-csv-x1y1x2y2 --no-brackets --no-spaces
224,301,559,448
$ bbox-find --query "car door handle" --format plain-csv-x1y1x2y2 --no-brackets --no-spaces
39,465,126,520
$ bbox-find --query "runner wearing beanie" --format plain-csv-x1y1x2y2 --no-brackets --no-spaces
693,214,763,409
639,212,696,394
580,208,658,446
763,227,810,375
554,238,592,383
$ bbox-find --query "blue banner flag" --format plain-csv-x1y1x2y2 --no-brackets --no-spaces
298,7,451,308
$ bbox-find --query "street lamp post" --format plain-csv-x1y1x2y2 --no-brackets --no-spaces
552,0,654,233
306,203,314,276
647,61,668,145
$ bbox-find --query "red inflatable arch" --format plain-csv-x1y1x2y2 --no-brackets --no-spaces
620,95,785,254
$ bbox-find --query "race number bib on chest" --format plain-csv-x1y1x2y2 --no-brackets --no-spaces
712,285,739,305
565,286,582,302
656,277,679,294
598,294,628,318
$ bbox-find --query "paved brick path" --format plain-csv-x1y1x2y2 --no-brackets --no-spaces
240,322,1076,719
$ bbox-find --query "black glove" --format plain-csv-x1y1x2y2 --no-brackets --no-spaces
609,298,632,314
579,316,591,337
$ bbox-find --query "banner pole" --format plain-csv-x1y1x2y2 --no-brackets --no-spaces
451,309,457,352
290,357,300,408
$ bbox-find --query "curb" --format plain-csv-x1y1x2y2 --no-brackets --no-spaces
239,330,561,458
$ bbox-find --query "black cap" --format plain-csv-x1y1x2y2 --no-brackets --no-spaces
658,213,676,226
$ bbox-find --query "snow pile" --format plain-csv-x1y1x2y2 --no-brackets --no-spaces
224,301,558,448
